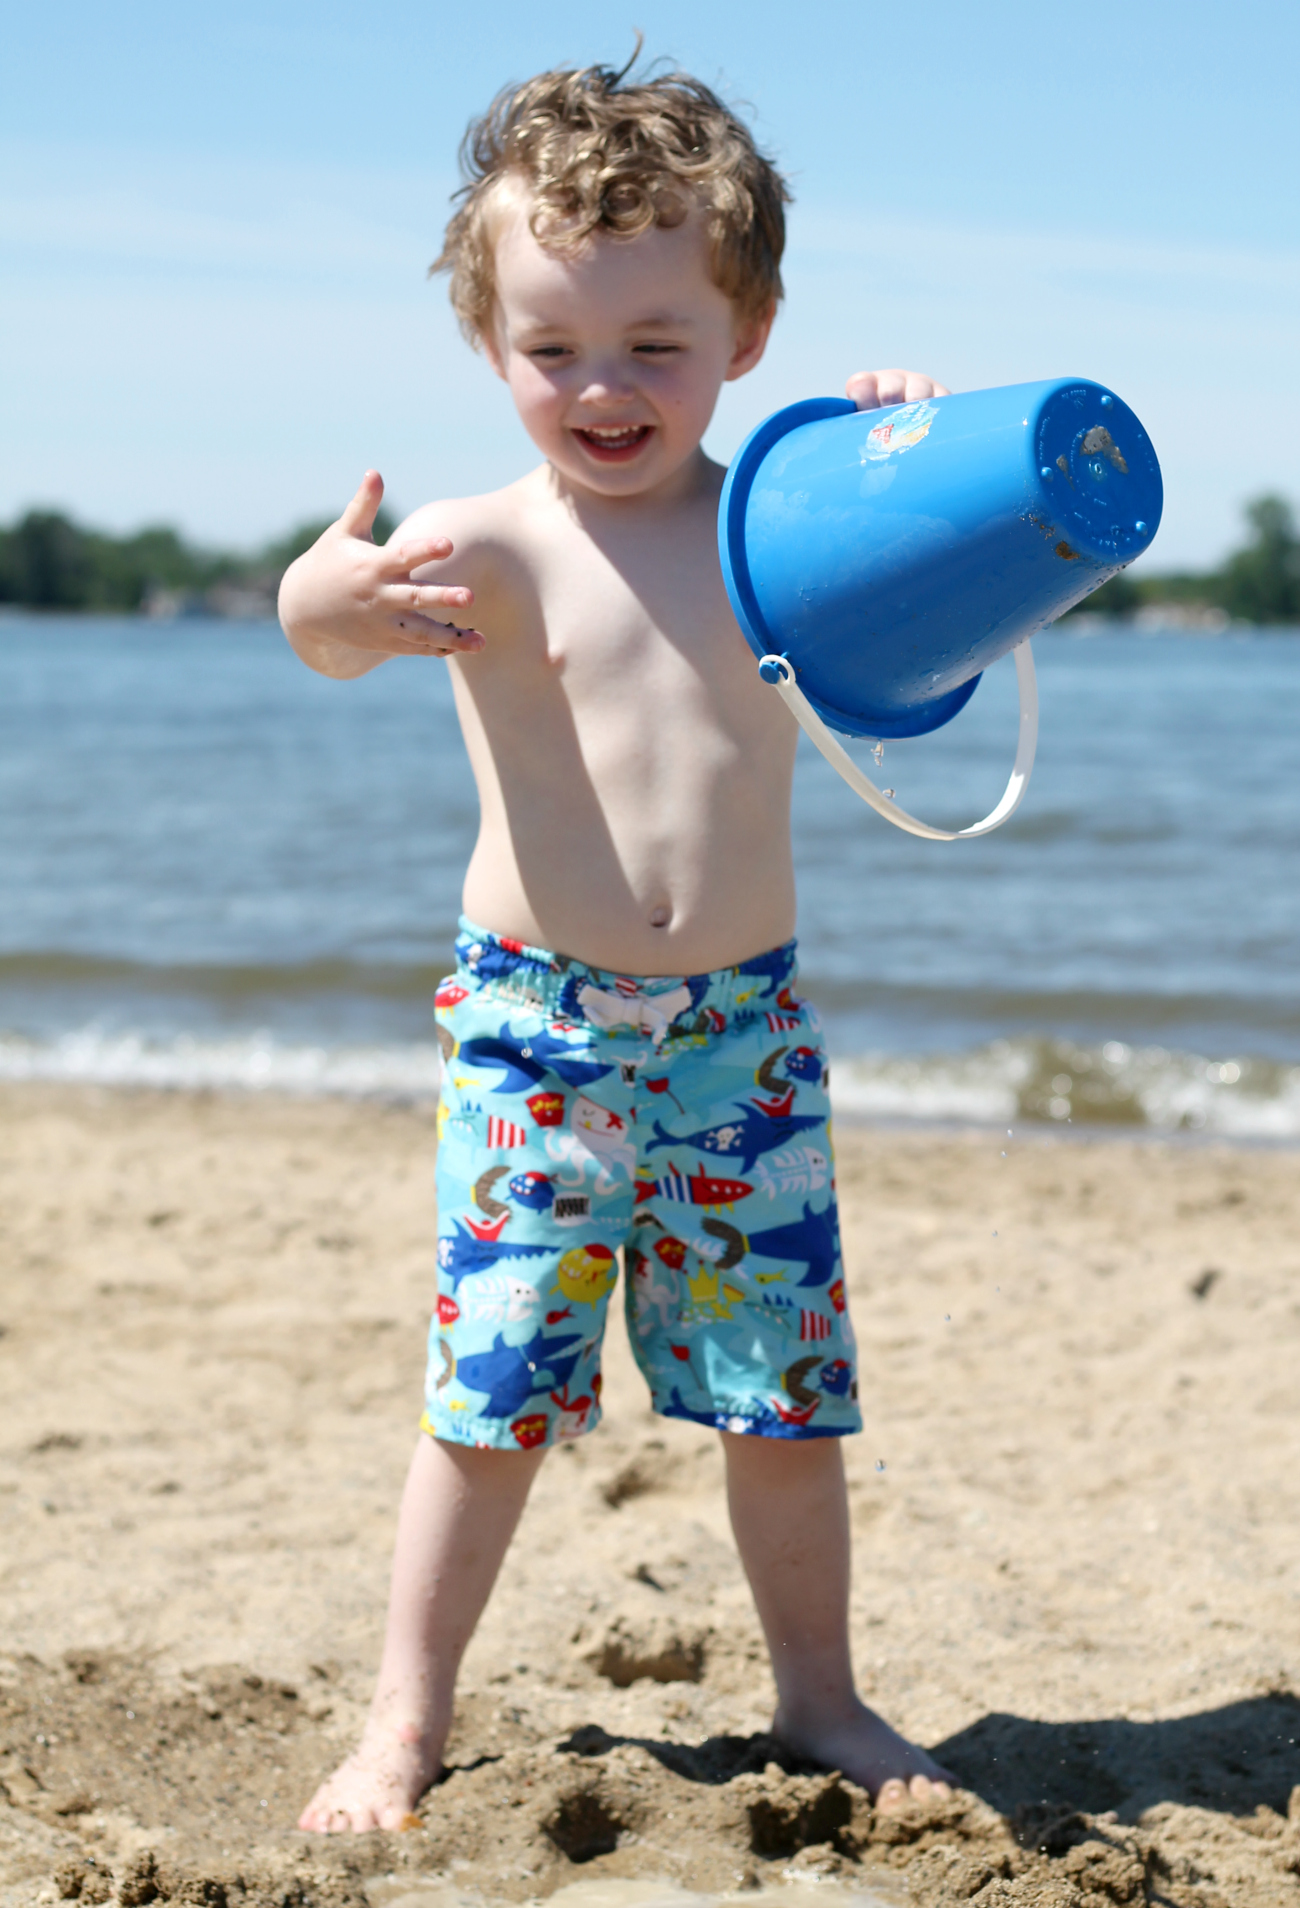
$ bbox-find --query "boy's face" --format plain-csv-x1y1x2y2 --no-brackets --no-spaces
483,187,772,500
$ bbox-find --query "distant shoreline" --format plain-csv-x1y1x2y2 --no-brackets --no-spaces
3,603,1299,633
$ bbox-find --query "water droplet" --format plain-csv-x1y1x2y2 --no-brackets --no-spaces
882,788,895,800
992,1230,998,1238
1007,1128,1014,1136
944,1313,951,1322
871,741,884,765
875,1459,886,1472
1000,1150,1007,1157
522,1047,532,1058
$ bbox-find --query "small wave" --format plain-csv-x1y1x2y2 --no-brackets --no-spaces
831,1036,1300,1136
0,1028,443,1098
2,1027,1298,1137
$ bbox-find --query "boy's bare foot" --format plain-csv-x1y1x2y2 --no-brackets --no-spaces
774,1699,956,1812
298,1720,438,1832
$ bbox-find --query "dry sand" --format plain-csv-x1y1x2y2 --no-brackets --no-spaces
1,1083,1298,1908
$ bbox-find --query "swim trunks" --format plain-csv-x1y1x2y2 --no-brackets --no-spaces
423,919,860,1450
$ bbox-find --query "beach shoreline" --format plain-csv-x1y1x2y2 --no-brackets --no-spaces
2,1082,1298,1907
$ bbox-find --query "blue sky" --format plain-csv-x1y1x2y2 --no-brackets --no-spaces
3,0,1297,569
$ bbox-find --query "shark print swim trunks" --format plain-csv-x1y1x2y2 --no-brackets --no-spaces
423,919,861,1451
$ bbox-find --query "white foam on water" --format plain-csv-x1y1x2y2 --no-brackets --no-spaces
2,1025,1298,1138
830,1050,1024,1126
830,1037,1300,1137
0,1027,444,1098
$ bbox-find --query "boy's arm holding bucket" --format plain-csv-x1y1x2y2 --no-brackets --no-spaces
279,472,488,680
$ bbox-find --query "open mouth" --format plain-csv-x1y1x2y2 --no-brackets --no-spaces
572,424,654,462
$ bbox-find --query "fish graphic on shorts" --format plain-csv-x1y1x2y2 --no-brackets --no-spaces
819,1357,854,1398
750,1147,830,1201
457,1026,615,1094
553,1241,618,1306
454,1324,583,1418
701,1201,839,1287
437,1219,554,1291
734,946,796,998
518,1024,619,1089
646,1099,824,1174
634,1164,754,1208
455,1272,542,1328
508,1170,554,1211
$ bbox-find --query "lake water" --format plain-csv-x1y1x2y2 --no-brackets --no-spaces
2,614,1298,1135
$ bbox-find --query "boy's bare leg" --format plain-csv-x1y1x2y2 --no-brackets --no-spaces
300,1434,546,1832
721,1431,956,1809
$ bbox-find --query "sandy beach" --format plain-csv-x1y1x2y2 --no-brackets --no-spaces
1,1083,1298,1907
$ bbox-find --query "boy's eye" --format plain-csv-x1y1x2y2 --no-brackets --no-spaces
633,342,680,356
529,345,571,360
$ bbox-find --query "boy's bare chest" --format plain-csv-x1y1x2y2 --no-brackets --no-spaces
457,485,793,766
521,514,748,699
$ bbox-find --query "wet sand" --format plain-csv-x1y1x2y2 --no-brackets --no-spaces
1,1083,1298,1907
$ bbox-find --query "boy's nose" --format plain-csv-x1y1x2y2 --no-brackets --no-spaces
577,366,636,406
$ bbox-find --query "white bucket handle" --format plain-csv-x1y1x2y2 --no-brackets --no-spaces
758,639,1038,842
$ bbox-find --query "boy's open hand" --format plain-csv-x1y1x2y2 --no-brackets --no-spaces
845,368,951,410
278,471,484,669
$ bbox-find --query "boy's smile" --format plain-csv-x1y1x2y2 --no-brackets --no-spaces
572,423,655,462
484,187,772,502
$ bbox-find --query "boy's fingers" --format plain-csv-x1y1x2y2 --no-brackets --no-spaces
393,584,475,615
845,371,883,410
382,537,455,576
391,618,485,655
846,368,951,410
338,470,385,540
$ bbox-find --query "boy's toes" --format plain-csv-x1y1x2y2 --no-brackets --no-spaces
298,1795,374,1833
875,1771,954,1813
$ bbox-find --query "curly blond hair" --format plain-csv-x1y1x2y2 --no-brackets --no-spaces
431,55,791,346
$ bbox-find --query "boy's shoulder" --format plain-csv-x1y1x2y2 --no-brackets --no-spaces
395,469,559,607
396,468,550,554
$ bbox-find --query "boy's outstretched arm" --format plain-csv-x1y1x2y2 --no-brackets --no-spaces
845,367,951,410
278,471,486,680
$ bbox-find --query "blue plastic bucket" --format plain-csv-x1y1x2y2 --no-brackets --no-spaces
719,378,1162,738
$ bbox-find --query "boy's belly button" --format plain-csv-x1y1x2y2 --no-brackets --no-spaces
649,904,671,929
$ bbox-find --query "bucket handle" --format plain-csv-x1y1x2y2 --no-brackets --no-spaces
757,640,1038,841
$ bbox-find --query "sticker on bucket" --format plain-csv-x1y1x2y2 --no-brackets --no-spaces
860,399,937,462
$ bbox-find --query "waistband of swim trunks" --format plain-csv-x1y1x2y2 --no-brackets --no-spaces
452,917,800,1034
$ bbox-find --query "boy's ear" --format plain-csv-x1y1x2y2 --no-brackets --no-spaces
724,302,776,383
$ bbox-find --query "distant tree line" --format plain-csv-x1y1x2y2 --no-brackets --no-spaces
0,507,395,616
0,493,1296,623
1072,495,1300,624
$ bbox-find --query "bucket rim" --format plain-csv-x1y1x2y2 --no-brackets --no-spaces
719,393,856,663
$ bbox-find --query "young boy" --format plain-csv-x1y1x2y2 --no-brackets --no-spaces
280,57,954,1834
